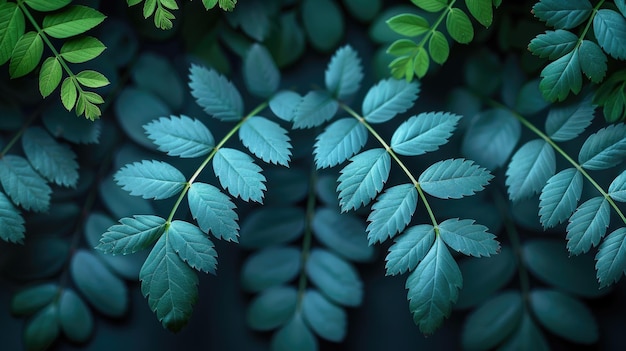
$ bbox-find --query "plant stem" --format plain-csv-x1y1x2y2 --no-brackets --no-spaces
296,165,318,309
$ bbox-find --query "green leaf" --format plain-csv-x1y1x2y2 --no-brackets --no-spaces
42,5,106,39
593,9,626,60
302,0,344,52
241,246,301,292
38,57,62,98
22,126,78,187
302,289,347,342
337,148,391,212
528,29,578,60
609,169,626,202
419,159,493,199
461,292,523,350
505,140,556,201
271,313,318,351
362,78,420,123
189,64,243,121
578,123,626,170
60,36,106,63
239,206,304,249
269,91,301,122
465,0,493,27
412,0,448,12
314,118,368,169
306,249,362,306
566,196,610,255
75,70,110,88
386,14,430,36
446,8,474,44
140,234,199,332
325,45,364,100
243,44,280,98
367,184,418,244
168,220,217,274
391,112,461,156
247,286,297,331
24,0,71,11
292,90,339,129
539,48,582,102
187,182,239,242
578,40,607,83
10,283,58,316
406,235,462,335
439,218,499,257
0,155,51,212
0,191,25,243
24,303,59,351
9,31,43,78
312,207,374,262
386,224,436,275
545,93,595,141
114,160,186,200
97,215,167,255
144,115,214,158
412,47,430,78
539,168,583,228
213,148,266,203
532,0,592,29
239,116,291,166
0,2,25,65
58,289,93,343
596,227,626,287
428,31,449,64
60,77,77,111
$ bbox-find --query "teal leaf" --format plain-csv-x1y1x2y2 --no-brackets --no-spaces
366,184,418,244
58,289,93,343
292,90,339,129
241,246,301,292
566,196,610,255
0,155,51,212
528,30,578,60
618,0,626,17
593,9,626,60
97,215,167,255
0,191,25,243
337,148,391,212
515,79,551,115
578,123,626,170
545,94,595,141
243,44,280,98
301,0,343,52
419,159,493,199
187,182,239,242
21,126,78,187
578,40,607,83
390,112,461,156
42,102,101,144
406,236,462,335
385,224,436,276
505,140,556,201
438,218,499,257
239,116,292,166
306,249,362,306
114,160,186,200
188,64,244,121
131,52,184,110
269,90,301,122
539,49,582,102
271,313,318,351
532,0,592,29
140,235,199,332
10,283,58,316
498,312,550,351
114,88,171,149
595,227,626,287
302,289,347,342
325,45,364,100
24,303,59,351
314,118,368,169
312,207,374,262
144,115,215,158
168,220,217,274
539,168,583,228
609,169,626,202
239,206,304,249
247,286,297,331
213,148,266,203
362,78,420,123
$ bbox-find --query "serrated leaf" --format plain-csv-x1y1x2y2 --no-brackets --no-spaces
168,220,217,274
337,148,391,212
114,160,186,200
419,159,493,199
24,303,59,351
578,40,607,83
325,45,363,100
539,49,582,102
545,94,595,141
247,286,297,331
271,313,318,351
239,116,291,166
362,78,420,123
532,0,592,29
97,215,166,255
539,168,583,228
60,36,105,63
446,8,474,44
22,126,78,187
39,57,62,98
505,140,556,201
461,292,523,350
566,196,610,255
187,182,239,242
439,218,499,257
406,235,462,335
10,283,58,316
60,77,77,111
0,2,25,65
609,169,626,202
366,184,418,244
385,224,436,275
314,118,368,169
269,91,301,122
213,148,266,202
593,9,626,60
25,0,71,12
306,249,362,306
0,191,25,243
391,112,461,156
596,227,626,287
528,30,578,60
189,64,243,121
9,31,43,78
429,31,449,64
42,5,105,39
578,123,626,170
243,44,280,98
386,14,430,36
241,246,301,292
312,207,374,262
0,155,51,212
292,90,339,129
465,0,493,27
144,115,214,158
75,70,109,88
302,290,347,342
58,289,93,343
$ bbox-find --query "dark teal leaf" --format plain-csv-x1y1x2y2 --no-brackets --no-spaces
24,303,59,351
0,191,25,243
302,289,347,342
131,53,184,110
22,127,78,187
42,104,101,144
343,0,381,22
0,155,51,212
515,79,551,114
532,0,592,29
617,0,626,17
438,218,499,257
314,118,368,169
312,207,374,262
241,246,301,292
385,224,435,275
263,168,309,205
239,116,291,166
213,148,266,203
566,197,610,255
114,88,171,149
187,182,239,242
325,45,363,100
144,115,215,158
58,289,93,343
362,78,420,124
114,160,186,200
391,112,461,156
244,44,280,98
11,283,59,316
545,93,595,141
306,248,362,306
498,311,550,351
609,169,626,202
337,148,391,212
578,123,626,170
538,168,583,228
366,183,417,244
99,176,154,220
593,9,626,60
539,49,582,101
301,0,344,52
168,220,217,274
188,64,244,121
292,90,339,129
270,313,318,351
595,227,626,287
239,206,305,248
578,40,607,83
505,140,556,201
97,215,166,255
269,90,301,122
246,286,297,331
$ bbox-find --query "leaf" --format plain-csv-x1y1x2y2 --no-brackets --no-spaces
144,115,215,158
609,169,626,202
595,227,626,287
578,123,626,170
413,47,430,79
0,155,51,212
578,40,607,83
446,8,474,44
241,246,301,292
301,0,344,52
532,0,592,29
239,116,291,166
385,224,436,275
461,292,523,350
213,148,266,203
132,53,184,110
22,126,78,187
0,2,25,65
362,78,420,123
42,5,106,39
406,235,462,335
75,70,110,88
387,39,419,57
593,9,626,60
271,313,318,351
10,283,58,316
114,160,186,200
505,139,556,201
386,14,430,36
0,191,24,243
60,77,77,111
325,45,364,100
538,168,583,228
314,118,368,169
412,0,448,12
391,112,461,156
337,148,391,212
239,206,304,248
247,286,297,331
545,94,595,141
24,304,59,351
419,159,493,199
566,196,610,255
366,184,418,245
9,31,43,78
24,0,71,11
539,49,582,102
187,182,239,242
140,235,199,332
60,36,105,63
528,29,578,60
292,90,339,129
515,79,551,115
188,64,244,121
429,30,449,64
306,249,362,306
58,289,93,343
243,44,280,98
97,215,166,255
312,207,373,262
343,0,381,22
498,311,550,351
302,290,347,342
168,220,217,274
39,57,62,98
618,0,626,17
269,91,301,122
438,218,499,257
465,0,493,27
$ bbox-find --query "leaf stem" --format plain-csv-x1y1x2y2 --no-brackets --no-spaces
296,165,318,309
415,0,456,49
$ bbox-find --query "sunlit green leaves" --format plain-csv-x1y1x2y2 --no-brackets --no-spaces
532,0,592,29
337,148,391,212
366,184,418,244
75,70,109,88
239,116,292,166
115,160,186,200
446,8,474,44
538,168,583,228
144,116,215,158
387,14,430,36
42,5,106,39
362,78,420,123
419,159,493,199
187,182,239,241
0,155,51,212
9,31,43,78
213,148,266,202
59,36,105,63
25,0,71,12
391,112,461,156
593,9,626,60
505,140,556,201
325,45,363,100
0,2,25,65
189,64,243,121
314,118,368,169
39,57,62,97
465,0,493,27
566,196,610,255
413,0,447,12
97,215,167,255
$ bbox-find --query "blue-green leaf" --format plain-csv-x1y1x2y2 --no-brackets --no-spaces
97,215,167,255
532,0,592,29
439,218,499,257
325,45,363,100
539,168,583,228
314,118,368,169
386,224,436,276
566,196,610,255
578,123,626,170
239,206,304,248
114,160,186,200
515,79,551,115
419,159,493,199
58,289,93,343
144,115,215,158
528,30,578,59
545,94,595,141
271,313,318,351
239,116,291,166
140,234,199,332
213,148,266,203
617,0,626,17
23,303,59,351
366,184,418,244
362,78,420,123
10,283,59,316
578,40,607,83
0,155,51,212
168,220,217,274
406,235,462,335
312,207,374,262
306,249,362,306
22,126,78,187
391,112,461,156
302,289,347,342
188,64,244,121
292,90,339,129
241,246,301,292
0,191,25,243
498,312,550,351
337,148,391,212
187,182,239,242
269,90,301,122
595,227,626,287
247,286,297,331
593,9,626,60
539,49,582,102
243,44,280,98
505,140,556,201
609,169,626,202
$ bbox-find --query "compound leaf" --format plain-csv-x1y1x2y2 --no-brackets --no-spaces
42,5,106,39
439,218,499,257
578,123,626,170
532,0,592,29
168,220,217,274
539,168,583,228
566,196,610,255
386,224,436,276
243,44,279,98
312,207,373,262
144,115,215,158
505,140,556,201
337,148,391,212
366,184,417,245
302,290,347,342
239,116,291,166
213,148,266,203
325,45,364,100
314,118,368,169
292,90,339,129
97,215,166,255
187,182,239,242
391,112,461,156
114,160,186,200
419,159,493,199
0,155,51,212
595,227,626,287
306,249,362,307
593,9,626,60
0,191,25,243
189,64,244,121
22,126,78,187
545,94,595,141
528,30,578,60
362,78,420,124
